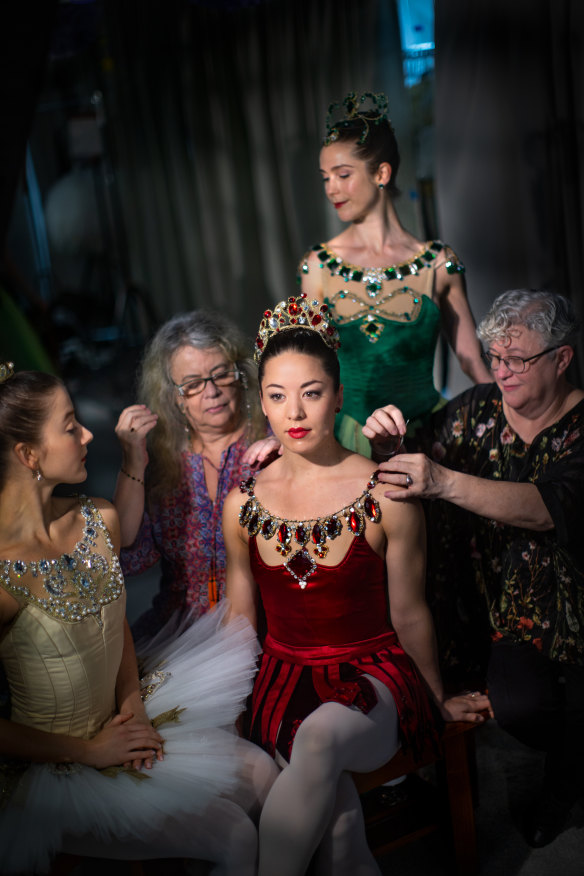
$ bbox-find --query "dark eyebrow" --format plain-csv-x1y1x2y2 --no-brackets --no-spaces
320,164,354,174
265,379,325,390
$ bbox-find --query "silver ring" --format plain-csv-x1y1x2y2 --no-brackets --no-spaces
405,474,413,487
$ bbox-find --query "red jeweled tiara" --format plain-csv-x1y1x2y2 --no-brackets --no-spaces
254,293,341,363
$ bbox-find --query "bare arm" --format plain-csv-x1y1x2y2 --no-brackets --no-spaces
223,487,258,628
297,250,325,305
436,269,492,384
112,405,158,546
0,597,163,769
382,492,491,722
363,406,553,530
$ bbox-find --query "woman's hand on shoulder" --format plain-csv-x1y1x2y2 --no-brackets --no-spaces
376,452,449,502
242,435,282,468
439,691,494,724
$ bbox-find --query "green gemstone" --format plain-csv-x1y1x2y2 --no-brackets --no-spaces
327,259,338,270
339,266,350,278
318,250,328,261
414,258,424,269
366,282,381,293
385,268,397,280
352,271,363,282
430,241,443,252
422,249,435,261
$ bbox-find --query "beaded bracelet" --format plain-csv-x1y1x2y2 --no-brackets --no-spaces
120,467,145,486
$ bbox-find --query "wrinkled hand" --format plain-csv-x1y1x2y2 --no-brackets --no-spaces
439,691,493,724
376,452,448,500
115,405,158,474
362,405,408,459
84,712,164,771
242,435,282,467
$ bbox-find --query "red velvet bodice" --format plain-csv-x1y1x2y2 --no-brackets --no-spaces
249,534,391,649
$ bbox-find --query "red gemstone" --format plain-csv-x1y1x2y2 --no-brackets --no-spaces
311,523,323,544
364,496,378,520
278,522,290,544
326,517,341,538
262,519,273,537
264,310,271,317
311,314,322,325
287,549,314,578
295,524,308,544
348,510,361,533
256,338,264,350
289,301,299,315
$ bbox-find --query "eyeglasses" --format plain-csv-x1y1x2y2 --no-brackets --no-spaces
174,368,241,397
483,346,560,374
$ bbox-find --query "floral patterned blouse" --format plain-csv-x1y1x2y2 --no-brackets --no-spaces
420,383,584,681
121,434,254,641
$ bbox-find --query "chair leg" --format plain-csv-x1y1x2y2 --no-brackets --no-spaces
442,730,479,876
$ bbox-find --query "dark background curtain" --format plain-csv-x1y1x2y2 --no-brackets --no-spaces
94,0,414,331
435,0,584,388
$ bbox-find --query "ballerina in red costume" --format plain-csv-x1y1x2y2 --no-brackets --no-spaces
223,294,490,876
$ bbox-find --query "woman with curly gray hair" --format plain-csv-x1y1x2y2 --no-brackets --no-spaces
114,309,277,641
364,288,584,850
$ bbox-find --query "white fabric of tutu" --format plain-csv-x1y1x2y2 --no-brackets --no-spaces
0,602,261,874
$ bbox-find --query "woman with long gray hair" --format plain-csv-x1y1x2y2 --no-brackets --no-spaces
114,309,276,641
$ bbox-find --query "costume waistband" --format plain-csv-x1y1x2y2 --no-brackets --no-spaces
263,630,399,665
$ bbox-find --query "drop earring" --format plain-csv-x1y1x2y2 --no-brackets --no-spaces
378,183,384,190
32,468,43,482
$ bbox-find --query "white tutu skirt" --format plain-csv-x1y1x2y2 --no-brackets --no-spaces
0,603,263,874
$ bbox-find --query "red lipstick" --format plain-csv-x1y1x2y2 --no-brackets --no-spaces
288,428,311,439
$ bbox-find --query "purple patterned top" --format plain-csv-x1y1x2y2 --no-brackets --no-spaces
121,434,253,641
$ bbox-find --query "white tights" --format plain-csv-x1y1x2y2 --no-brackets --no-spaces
62,738,279,876
258,675,400,876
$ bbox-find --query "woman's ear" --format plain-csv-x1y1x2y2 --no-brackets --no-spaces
13,442,38,474
375,162,392,188
556,345,574,375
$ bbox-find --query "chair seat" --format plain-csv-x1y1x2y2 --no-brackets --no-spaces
353,717,487,876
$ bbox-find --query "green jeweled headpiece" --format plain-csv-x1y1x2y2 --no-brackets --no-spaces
323,91,390,146
0,361,14,383
254,293,340,364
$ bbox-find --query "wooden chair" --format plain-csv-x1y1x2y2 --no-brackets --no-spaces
353,717,486,876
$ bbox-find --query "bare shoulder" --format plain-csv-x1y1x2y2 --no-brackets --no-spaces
224,484,246,516
88,497,121,551
372,481,425,528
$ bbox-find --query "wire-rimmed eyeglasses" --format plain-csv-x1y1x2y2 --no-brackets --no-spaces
173,368,242,397
483,346,560,374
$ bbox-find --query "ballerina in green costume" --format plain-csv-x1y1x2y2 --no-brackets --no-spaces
298,92,491,454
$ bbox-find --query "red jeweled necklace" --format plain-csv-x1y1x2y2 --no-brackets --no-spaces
238,472,382,588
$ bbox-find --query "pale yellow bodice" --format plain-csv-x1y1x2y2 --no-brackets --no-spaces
0,498,126,739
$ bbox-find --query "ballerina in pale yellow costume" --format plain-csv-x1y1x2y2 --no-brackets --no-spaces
0,365,277,875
